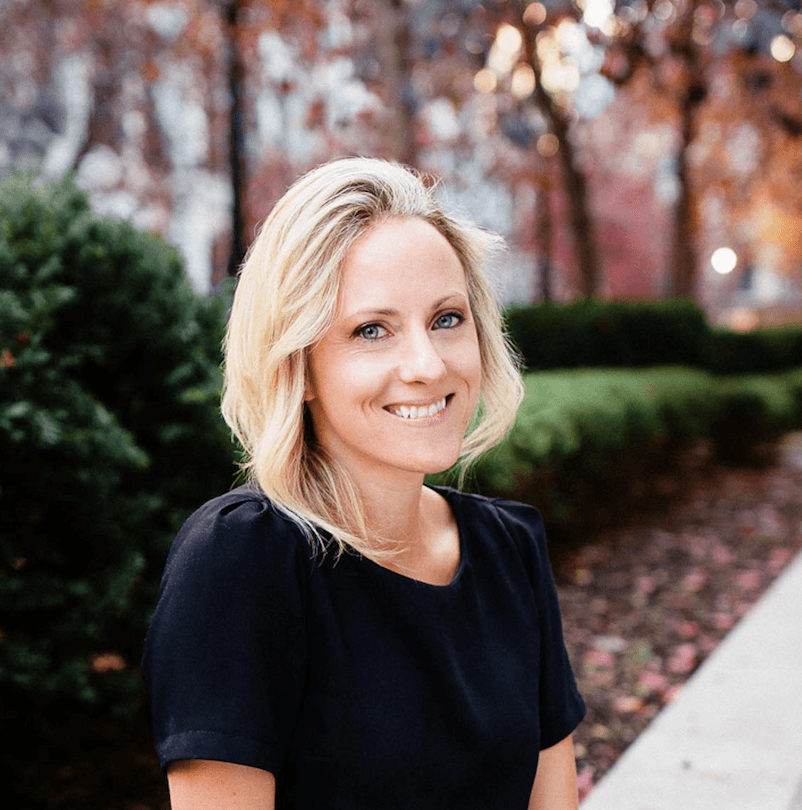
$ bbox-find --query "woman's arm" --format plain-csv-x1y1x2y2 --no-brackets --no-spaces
528,734,580,810
167,760,276,810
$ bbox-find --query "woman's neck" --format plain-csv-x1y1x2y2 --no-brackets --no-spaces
357,477,460,585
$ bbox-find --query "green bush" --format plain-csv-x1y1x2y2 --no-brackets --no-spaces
504,298,710,370
707,326,802,374
0,175,235,804
504,298,802,374
456,366,802,536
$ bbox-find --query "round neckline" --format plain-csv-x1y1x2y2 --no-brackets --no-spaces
353,485,467,590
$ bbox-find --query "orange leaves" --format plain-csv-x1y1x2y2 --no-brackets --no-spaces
90,652,127,673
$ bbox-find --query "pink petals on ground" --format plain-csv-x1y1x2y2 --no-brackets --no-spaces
556,439,802,793
636,670,670,695
666,642,698,674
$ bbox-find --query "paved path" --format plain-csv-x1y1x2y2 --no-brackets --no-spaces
580,544,802,810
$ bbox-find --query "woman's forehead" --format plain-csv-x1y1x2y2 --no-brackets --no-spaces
336,218,468,310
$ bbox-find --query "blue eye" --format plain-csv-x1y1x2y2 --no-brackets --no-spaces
357,323,386,340
434,312,464,329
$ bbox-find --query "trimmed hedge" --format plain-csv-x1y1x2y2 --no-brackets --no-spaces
504,298,710,370
0,175,235,805
454,365,802,535
504,298,802,374
707,326,802,374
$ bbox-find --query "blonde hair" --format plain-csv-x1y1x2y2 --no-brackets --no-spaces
222,157,524,560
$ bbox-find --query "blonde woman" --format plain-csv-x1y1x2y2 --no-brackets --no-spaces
142,157,585,809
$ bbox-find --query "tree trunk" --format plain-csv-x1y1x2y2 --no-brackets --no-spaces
534,166,554,303
670,103,699,298
553,120,598,297
371,0,417,166
667,0,705,299
519,11,600,297
224,0,247,277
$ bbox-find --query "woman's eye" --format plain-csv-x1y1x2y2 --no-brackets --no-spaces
434,312,464,329
356,323,386,340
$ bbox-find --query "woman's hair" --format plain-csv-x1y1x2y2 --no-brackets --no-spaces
222,156,524,560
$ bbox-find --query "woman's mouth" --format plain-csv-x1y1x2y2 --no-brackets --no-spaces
386,396,450,420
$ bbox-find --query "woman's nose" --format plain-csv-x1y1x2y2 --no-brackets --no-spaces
397,329,447,383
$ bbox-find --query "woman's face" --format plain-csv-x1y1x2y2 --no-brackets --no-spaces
305,217,482,488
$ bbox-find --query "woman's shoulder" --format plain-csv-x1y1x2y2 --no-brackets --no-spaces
434,486,545,537
434,486,549,572
162,484,315,585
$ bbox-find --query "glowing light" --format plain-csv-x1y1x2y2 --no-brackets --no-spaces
496,23,523,55
541,59,580,94
711,247,737,275
770,35,795,63
523,2,547,26
536,29,559,62
487,23,523,76
582,0,614,33
537,133,559,158
511,63,536,99
473,68,497,94
534,28,580,94
734,0,757,19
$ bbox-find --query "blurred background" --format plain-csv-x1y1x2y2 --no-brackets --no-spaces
2,1,802,808
4,0,802,321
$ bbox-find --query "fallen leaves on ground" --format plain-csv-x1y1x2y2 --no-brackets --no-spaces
555,436,802,800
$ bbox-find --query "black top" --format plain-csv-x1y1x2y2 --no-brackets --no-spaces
141,485,585,810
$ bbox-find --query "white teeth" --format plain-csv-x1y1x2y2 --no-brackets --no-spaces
391,397,447,420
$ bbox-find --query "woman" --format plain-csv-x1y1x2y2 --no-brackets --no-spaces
142,157,585,809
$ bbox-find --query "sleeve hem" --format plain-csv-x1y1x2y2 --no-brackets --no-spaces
539,698,587,751
156,729,285,774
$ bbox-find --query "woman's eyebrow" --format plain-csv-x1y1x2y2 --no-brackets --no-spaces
346,294,469,320
348,307,399,319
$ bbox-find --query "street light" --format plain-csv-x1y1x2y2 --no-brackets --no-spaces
711,247,737,275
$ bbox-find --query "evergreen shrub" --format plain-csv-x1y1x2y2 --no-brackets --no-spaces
0,175,235,802
504,297,710,370
707,326,802,374
504,298,802,374
459,366,802,538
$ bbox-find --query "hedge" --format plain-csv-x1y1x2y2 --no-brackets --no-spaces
504,298,802,374
504,298,710,370
452,365,802,536
707,326,802,374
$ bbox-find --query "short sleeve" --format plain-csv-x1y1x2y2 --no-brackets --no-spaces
141,489,311,773
493,498,586,749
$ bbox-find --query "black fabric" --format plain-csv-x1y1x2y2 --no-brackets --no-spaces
142,485,585,810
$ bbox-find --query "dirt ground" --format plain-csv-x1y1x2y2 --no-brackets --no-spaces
555,433,802,799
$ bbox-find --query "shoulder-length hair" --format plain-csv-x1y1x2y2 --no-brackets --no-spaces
222,157,524,560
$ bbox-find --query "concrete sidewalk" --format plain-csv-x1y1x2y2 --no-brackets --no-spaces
580,545,802,810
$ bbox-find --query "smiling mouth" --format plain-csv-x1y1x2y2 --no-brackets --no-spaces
386,395,451,420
